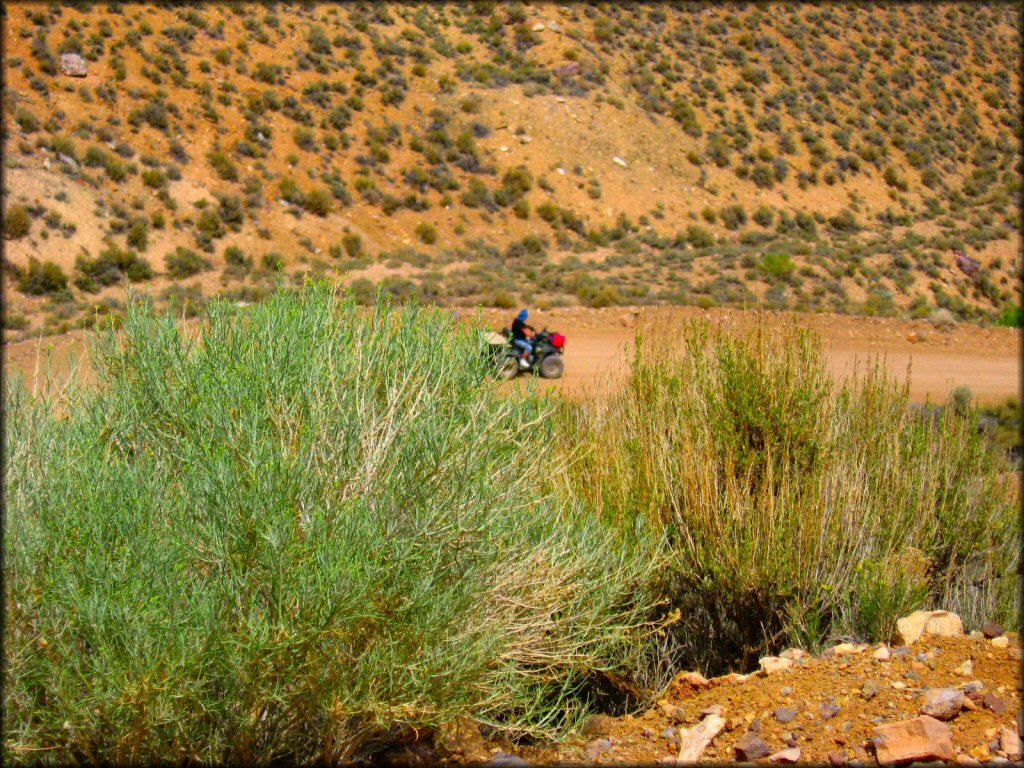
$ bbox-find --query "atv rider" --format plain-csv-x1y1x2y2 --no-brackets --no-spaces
511,309,535,366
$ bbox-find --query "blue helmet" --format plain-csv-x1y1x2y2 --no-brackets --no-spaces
517,309,528,321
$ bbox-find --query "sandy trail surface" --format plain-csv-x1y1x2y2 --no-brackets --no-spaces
476,306,1020,404
3,306,1020,405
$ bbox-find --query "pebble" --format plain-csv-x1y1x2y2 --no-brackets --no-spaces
862,680,880,701
982,622,1004,638
992,636,1010,649
984,693,1007,715
734,732,771,761
921,688,965,720
585,738,613,760
956,659,974,676
775,708,798,724
873,645,892,661
819,702,841,720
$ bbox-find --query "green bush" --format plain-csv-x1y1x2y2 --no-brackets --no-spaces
685,225,714,248
16,257,67,295
4,286,657,762
761,252,795,282
165,246,212,278
4,204,32,240
75,246,154,292
561,316,1019,673
996,304,1023,328
342,232,363,258
303,187,333,217
415,222,437,244
719,204,747,231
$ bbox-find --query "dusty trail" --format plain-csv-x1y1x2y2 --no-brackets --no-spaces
3,306,1020,405
478,306,1020,405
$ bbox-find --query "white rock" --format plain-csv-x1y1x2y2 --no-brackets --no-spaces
532,22,546,31
1000,727,1023,760
769,747,801,763
612,156,628,168
832,643,864,656
896,610,963,646
676,715,726,763
992,636,1010,649
780,648,809,662
759,657,794,675
873,645,892,661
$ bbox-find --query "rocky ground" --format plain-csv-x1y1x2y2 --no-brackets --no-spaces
397,611,1022,766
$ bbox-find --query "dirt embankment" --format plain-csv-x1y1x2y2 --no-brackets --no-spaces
408,626,1022,766
4,306,1020,406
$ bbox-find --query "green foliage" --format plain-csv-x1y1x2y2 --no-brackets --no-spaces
16,257,68,295
3,287,658,761
303,187,333,217
562,317,1019,671
4,204,32,240
75,246,154,292
165,246,212,278
207,147,238,181
415,222,437,244
996,304,1023,328
761,252,795,281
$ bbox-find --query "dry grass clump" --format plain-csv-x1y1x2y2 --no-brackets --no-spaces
560,313,1020,674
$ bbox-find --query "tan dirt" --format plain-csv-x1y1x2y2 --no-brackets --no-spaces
447,633,1023,766
4,306,1019,407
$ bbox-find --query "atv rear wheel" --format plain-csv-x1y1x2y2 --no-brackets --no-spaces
497,356,519,380
538,353,564,379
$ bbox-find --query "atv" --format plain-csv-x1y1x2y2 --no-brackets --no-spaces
489,327,566,380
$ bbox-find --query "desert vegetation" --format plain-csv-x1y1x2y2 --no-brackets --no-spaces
5,284,1019,762
2,3,1021,340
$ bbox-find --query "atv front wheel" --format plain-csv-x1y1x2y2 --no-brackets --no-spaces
538,353,564,379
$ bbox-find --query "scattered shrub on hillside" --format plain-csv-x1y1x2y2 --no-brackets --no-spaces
165,246,212,278
415,222,437,245
75,246,154,292
16,258,68,295
4,204,32,240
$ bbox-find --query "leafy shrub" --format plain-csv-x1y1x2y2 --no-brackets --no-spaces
16,258,67,295
718,205,747,231
996,304,1023,328
207,148,238,181
165,246,212,278
685,225,714,248
4,204,32,239
14,108,39,133
75,246,154,292
415,222,437,244
303,187,333,217
342,232,363,259
562,316,1019,673
761,252,795,281
3,286,662,761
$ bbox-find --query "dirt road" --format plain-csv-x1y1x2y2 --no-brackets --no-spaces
3,306,1020,405
479,306,1020,405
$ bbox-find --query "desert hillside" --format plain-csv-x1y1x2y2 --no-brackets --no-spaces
3,2,1021,339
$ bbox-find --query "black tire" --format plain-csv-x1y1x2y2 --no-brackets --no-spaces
538,353,564,379
497,356,519,380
